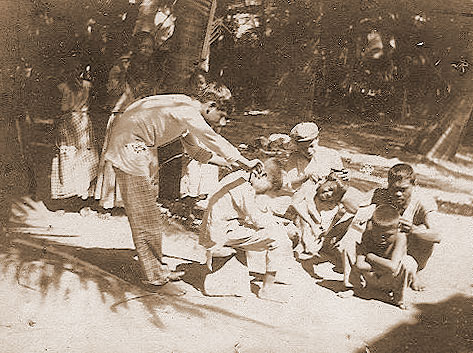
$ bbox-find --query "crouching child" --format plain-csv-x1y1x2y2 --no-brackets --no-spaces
200,158,293,302
351,204,418,309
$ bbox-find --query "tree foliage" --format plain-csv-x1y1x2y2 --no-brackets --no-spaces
210,0,471,124
4,0,472,132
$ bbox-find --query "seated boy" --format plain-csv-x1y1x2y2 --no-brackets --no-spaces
200,158,293,301
371,163,441,291
340,163,441,291
350,204,418,309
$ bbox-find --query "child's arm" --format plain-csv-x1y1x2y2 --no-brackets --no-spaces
291,180,321,233
355,254,372,272
400,211,442,243
366,233,407,275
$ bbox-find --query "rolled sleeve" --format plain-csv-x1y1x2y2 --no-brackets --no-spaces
177,108,242,162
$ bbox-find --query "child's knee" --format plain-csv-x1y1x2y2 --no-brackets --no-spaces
263,225,292,246
401,255,418,275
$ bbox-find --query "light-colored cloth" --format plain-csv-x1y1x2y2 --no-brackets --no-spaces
200,171,278,249
94,113,124,209
104,94,241,177
180,159,219,198
51,81,98,199
180,132,218,198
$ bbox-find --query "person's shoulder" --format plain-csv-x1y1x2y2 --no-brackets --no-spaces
218,170,249,191
342,187,370,212
371,187,391,205
130,94,193,110
317,146,342,159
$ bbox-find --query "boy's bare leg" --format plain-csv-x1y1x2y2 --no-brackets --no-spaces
409,237,434,291
342,249,354,288
392,267,408,310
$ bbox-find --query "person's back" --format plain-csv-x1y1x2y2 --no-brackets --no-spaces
200,170,258,248
200,159,293,302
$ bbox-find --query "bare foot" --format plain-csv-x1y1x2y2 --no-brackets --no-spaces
410,277,426,291
168,270,185,281
297,251,318,261
396,301,408,310
337,289,354,299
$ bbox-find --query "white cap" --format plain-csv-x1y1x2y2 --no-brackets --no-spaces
290,122,319,142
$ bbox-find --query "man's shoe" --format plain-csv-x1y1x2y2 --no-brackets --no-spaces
168,270,185,281
143,281,186,296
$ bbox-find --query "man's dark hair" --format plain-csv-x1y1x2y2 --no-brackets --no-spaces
199,83,235,115
388,163,415,185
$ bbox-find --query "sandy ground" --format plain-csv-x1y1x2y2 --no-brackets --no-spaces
1,114,472,352
0,211,472,353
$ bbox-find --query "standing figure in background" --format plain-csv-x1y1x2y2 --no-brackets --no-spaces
50,56,99,201
180,69,230,203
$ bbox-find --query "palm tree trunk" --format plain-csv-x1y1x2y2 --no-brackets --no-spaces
135,0,216,199
165,0,215,92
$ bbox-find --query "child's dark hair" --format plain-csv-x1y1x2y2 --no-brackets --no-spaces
388,163,415,185
371,204,400,228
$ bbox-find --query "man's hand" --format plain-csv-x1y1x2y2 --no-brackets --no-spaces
246,158,264,174
399,216,413,233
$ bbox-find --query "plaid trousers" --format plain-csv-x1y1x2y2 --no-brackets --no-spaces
114,168,171,284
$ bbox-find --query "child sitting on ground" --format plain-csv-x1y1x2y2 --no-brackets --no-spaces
348,204,418,309
200,158,293,302
290,173,367,258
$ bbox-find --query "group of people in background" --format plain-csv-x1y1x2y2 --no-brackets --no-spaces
47,30,442,306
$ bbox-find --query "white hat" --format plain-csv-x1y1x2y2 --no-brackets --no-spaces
290,122,319,142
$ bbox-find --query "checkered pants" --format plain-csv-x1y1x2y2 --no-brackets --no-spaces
114,168,171,284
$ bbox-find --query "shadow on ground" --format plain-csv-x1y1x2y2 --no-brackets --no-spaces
0,234,273,329
357,294,473,353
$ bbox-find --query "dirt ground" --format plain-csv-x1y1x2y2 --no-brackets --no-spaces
1,112,472,353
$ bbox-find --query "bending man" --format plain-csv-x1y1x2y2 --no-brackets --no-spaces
104,86,260,294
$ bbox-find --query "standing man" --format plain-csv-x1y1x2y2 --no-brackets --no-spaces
103,86,260,294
